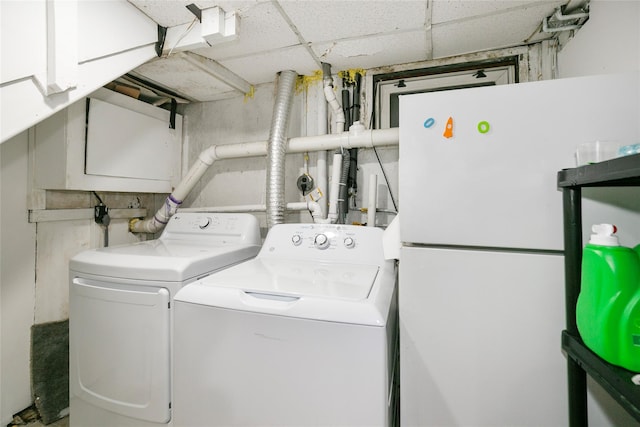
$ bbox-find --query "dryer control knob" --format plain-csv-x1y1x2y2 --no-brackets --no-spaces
291,234,303,246
198,217,212,229
314,233,330,250
344,237,355,249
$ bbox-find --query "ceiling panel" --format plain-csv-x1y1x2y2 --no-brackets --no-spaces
192,1,299,61
134,55,236,101
311,30,429,71
432,0,564,24
432,1,565,58
124,0,577,102
279,0,427,43
219,45,319,85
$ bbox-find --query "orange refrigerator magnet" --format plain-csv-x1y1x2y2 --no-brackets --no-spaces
443,116,453,138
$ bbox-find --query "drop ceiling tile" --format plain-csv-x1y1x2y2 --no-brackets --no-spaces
431,0,564,24
432,2,560,58
134,56,236,101
219,45,319,84
279,0,427,43
311,30,428,71
192,1,300,60
125,0,569,102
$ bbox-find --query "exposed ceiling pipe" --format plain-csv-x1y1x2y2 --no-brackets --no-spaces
313,63,336,221
316,90,329,219
322,151,343,225
319,62,347,225
129,126,399,234
179,201,324,221
322,63,346,133
266,70,297,229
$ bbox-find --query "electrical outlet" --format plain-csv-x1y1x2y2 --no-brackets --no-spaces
296,174,315,194
94,205,109,224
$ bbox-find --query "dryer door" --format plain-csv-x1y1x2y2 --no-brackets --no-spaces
70,278,171,423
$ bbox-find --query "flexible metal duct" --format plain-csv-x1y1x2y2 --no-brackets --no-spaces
266,70,297,228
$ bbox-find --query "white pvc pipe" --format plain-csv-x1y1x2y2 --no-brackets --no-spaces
129,156,212,233
178,201,324,220
180,204,267,213
324,85,345,133
202,127,398,161
316,151,328,218
325,152,343,224
130,127,399,233
367,174,377,227
317,84,329,219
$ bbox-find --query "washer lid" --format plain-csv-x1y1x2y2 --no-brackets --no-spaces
174,257,393,326
189,258,379,300
69,240,260,282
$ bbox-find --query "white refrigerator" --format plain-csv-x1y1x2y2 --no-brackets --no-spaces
398,72,640,426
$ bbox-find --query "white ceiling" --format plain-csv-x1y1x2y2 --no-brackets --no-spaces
126,0,580,102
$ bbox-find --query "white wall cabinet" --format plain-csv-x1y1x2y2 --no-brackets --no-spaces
33,88,182,193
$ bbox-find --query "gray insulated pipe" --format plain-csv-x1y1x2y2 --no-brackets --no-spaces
266,70,298,228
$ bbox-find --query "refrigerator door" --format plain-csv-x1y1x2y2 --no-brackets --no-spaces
399,72,640,250
399,246,566,426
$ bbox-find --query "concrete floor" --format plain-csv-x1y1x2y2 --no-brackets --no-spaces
25,416,68,427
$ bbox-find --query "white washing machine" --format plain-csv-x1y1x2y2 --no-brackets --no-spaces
69,212,261,427
172,223,398,427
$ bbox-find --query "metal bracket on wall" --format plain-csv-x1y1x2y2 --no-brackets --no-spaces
542,6,589,33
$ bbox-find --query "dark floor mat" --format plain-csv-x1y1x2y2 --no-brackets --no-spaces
31,319,69,425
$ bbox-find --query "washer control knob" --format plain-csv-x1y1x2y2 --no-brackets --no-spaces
198,217,212,229
314,233,330,250
291,234,303,246
344,237,356,249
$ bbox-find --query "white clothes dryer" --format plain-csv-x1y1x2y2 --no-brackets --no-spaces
173,223,398,427
69,212,261,427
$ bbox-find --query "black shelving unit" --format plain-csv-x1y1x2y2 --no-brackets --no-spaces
558,153,640,426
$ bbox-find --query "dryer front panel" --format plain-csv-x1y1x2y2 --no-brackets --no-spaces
69,277,171,423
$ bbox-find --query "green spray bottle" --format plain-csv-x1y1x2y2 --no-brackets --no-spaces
577,224,640,372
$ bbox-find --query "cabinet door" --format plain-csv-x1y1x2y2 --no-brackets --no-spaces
34,88,182,192
69,278,171,423
85,98,177,181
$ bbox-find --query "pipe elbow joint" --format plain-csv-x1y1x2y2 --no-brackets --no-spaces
199,146,218,165
128,217,141,233
307,201,323,219
129,217,157,234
